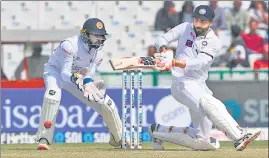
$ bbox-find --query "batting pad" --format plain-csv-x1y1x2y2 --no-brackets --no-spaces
101,95,123,144
37,88,61,144
153,132,220,150
200,94,242,141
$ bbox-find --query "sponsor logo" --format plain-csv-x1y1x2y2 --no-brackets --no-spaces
1,89,155,132
49,90,56,95
154,95,192,127
2,88,267,144
185,40,193,47
2,129,268,144
224,99,268,127
1,132,152,144
243,99,268,124
1,100,105,131
190,32,195,40
223,100,241,120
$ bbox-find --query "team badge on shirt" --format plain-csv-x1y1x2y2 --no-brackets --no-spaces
185,40,193,47
202,41,208,46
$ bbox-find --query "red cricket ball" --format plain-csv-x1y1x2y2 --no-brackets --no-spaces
44,121,52,129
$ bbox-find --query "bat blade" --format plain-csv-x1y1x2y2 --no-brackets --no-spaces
109,57,158,71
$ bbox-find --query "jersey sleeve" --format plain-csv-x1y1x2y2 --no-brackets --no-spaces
185,38,222,70
155,22,188,50
58,41,75,83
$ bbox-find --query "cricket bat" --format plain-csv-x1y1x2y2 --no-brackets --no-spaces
109,57,159,71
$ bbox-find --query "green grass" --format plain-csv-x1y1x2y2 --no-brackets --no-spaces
2,141,268,158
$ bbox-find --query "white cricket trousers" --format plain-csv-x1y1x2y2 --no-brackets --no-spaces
43,65,102,114
170,76,213,140
37,65,105,144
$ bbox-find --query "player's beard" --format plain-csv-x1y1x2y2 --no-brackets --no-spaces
194,26,209,37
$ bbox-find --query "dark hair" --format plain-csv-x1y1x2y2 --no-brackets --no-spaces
163,1,175,12
231,25,241,37
182,1,194,12
33,44,42,53
248,1,268,11
148,45,157,51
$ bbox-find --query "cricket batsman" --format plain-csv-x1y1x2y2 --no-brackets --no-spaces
149,5,261,151
37,18,131,150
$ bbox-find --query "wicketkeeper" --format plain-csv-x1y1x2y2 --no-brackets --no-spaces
36,18,134,150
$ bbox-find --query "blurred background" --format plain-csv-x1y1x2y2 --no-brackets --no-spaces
1,1,268,144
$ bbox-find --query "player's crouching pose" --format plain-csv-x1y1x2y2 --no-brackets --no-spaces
149,5,261,151
37,18,133,150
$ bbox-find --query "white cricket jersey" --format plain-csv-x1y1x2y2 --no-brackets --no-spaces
156,22,222,83
45,35,103,83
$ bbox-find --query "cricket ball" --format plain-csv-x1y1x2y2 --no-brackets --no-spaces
44,121,52,129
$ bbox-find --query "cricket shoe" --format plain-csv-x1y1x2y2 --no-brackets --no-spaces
234,129,261,151
148,124,164,150
109,133,138,149
109,133,121,147
37,138,50,150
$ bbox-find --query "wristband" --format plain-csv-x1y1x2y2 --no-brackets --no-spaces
83,78,94,85
71,73,78,83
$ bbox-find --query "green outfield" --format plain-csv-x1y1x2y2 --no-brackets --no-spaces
2,141,268,158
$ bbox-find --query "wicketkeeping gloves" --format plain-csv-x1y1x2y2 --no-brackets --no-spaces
84,80,106,104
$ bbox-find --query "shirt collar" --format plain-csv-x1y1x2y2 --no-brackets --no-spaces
191,23,195,29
